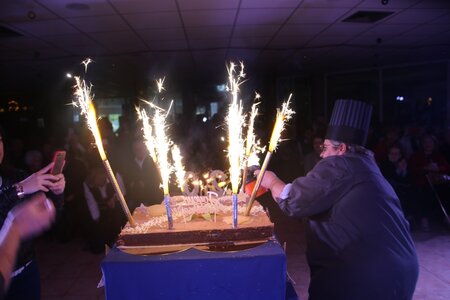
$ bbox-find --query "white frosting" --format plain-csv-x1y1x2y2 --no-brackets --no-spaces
122,194,265,234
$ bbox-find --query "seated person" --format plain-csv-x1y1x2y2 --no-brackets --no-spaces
378,144,419,226
83,166,126,253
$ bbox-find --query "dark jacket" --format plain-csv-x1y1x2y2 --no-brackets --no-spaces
278,152,418,300
0,169,63,269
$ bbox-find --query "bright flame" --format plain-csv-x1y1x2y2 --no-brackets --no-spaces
136,107,158,163
171,144,186,193
156,77,165,93
245,102,259,157
226,62,246,194
268,94,295,153
72,58,136,226
153,107,172,195
73,75,106,160
81,58,92,73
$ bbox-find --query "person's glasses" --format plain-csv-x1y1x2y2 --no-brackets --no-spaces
320,143,338,152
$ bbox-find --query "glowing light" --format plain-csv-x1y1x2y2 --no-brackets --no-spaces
245,94,295,216
72,58,135,226
171,144,186,193
240,99,263,193
156,77,165,93
245,102,259,158
72,75,106,160
136,107,158,163
226,62,246,194
66,73,72,78
269,94,294,153
153,105,172,195
81,58,92,73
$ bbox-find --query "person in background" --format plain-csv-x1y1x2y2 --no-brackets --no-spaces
24,150,44,173
122,139,162,209
0,127,65,300
303,136,323,174
408,134,450,230
0,193,56,300
83,166,125,253
255,99,418,300
373,126,401,162
378,143,419,227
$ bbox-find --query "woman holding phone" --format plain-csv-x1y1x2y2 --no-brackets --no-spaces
0,126,65,300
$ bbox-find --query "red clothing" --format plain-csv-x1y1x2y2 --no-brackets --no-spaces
408,151,450,187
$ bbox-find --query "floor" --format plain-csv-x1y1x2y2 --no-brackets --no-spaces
35,220,450,300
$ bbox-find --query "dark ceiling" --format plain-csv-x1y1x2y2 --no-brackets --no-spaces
1,0,450,97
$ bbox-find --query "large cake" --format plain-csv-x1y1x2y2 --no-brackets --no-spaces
117,194,273,254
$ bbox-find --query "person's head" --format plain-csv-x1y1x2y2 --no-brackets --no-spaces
24,150,43,172
320,139,371,158
320,139,346,158
312,137,324,154
385,127,400,144
132,139,149,161
87,167,107,187
421,135,437,155
387,144,404,163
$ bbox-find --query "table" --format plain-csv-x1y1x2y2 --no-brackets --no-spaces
101,239,290,300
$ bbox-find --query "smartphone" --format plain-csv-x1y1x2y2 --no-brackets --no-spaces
50,150,66,175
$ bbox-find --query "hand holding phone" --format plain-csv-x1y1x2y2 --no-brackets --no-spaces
50,151,66,175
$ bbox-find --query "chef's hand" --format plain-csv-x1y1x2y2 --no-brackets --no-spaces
253,170,287,200
254,170,278,189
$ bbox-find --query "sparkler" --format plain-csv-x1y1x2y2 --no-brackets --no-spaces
138,84,174,229
245,94,294,216
171,144,186,193
226,62,246,228
73,60,135,227
152,105,173,228
136,107,158,163
156,77,165,93
240,99,260,193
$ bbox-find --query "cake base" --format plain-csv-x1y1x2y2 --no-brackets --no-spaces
117,196,273,254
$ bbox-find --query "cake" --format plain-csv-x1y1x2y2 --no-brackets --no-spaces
117,194,274,254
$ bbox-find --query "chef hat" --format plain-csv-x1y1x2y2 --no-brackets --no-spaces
325,99,372,146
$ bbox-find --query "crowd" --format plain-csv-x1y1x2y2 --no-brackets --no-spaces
0,116,450,252
0,101,449,299
1,113,449,254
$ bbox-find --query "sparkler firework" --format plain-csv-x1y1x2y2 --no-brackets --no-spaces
137,78,175,229
226,62,246,228
73,59,135,227
171,144,186,193
240,98,261,193
245,94,295,216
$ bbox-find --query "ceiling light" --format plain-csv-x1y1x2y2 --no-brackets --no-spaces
342,11,394,23
27,10,36,20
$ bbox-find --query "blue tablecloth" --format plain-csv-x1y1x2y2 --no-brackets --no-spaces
102,239,288,300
